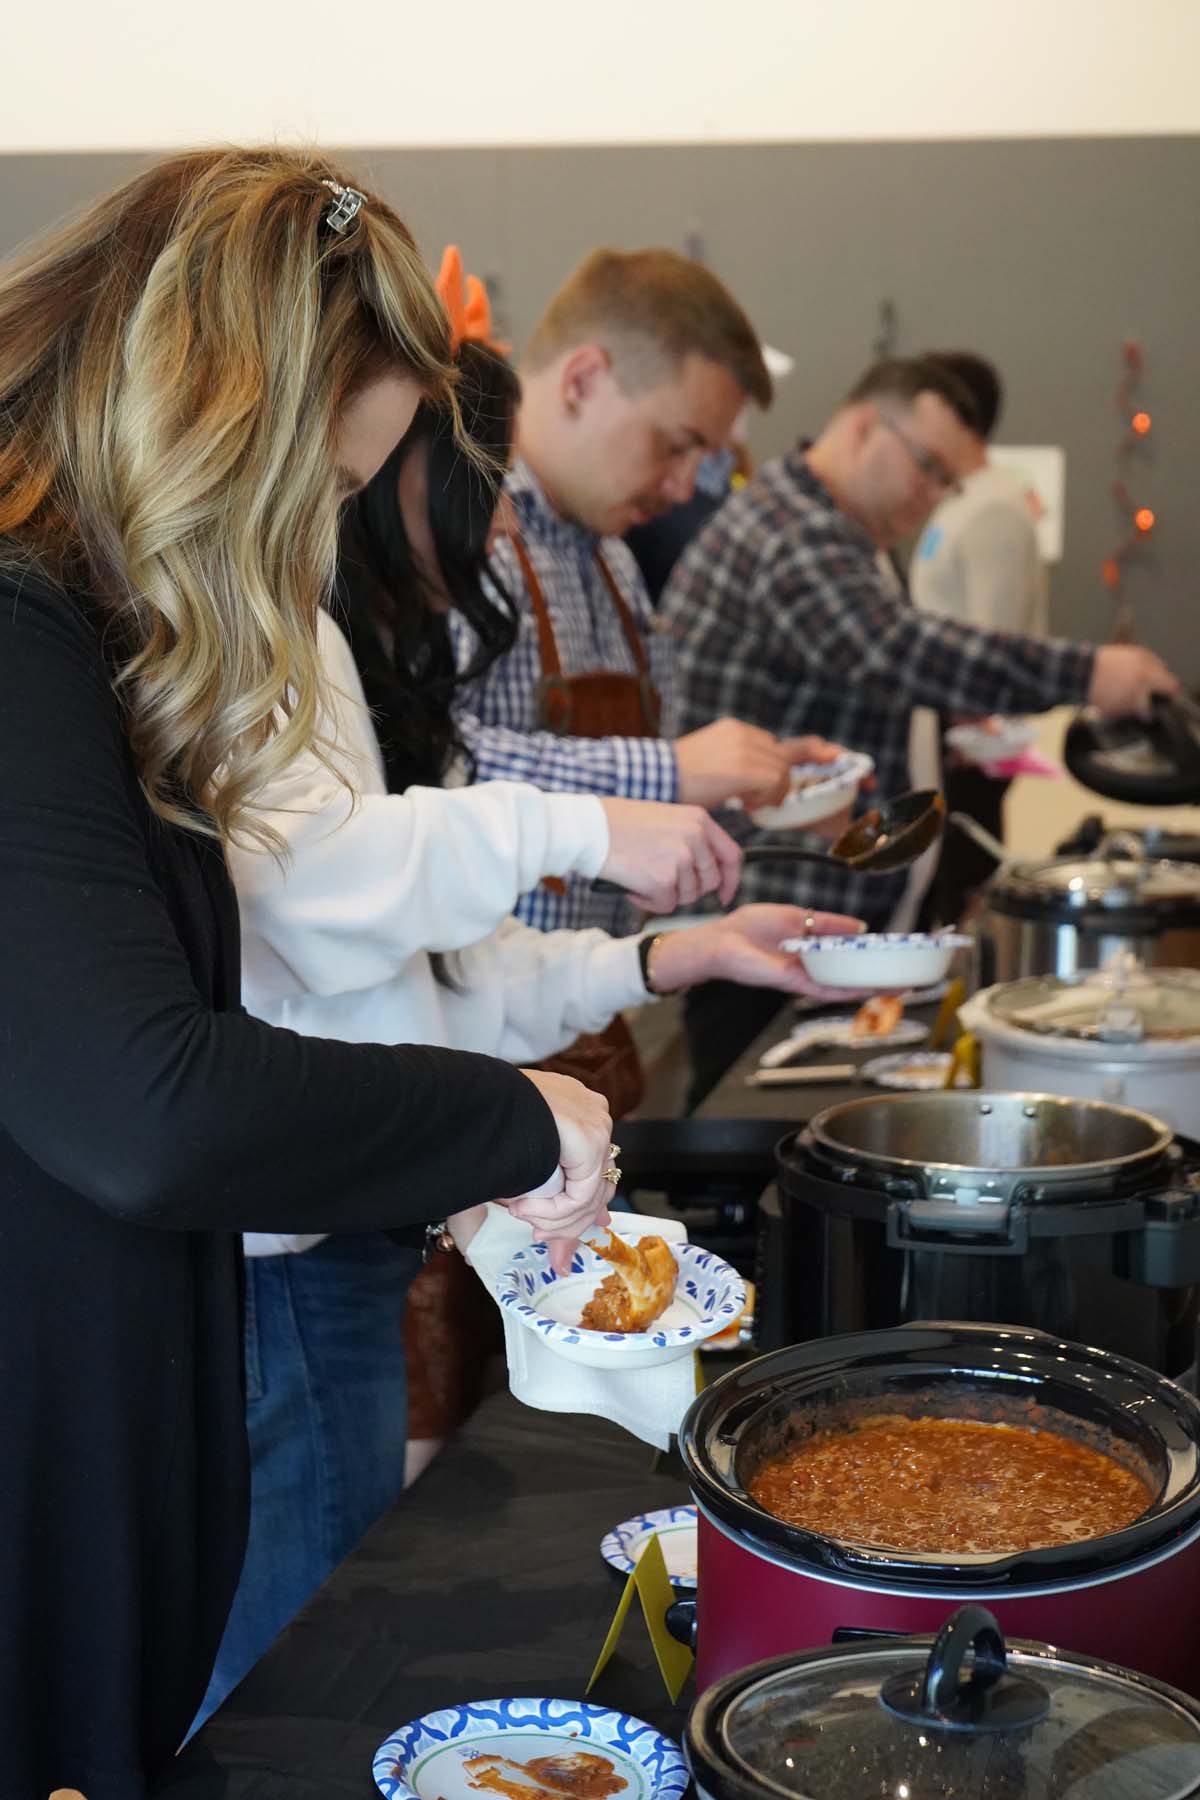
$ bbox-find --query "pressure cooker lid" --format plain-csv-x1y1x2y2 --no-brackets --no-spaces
688,1607,1200,1800
986,958,1200,1044
1064,695,1200,807
992,852,1200,914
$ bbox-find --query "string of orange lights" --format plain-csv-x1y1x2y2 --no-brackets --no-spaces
1101,338,1155,642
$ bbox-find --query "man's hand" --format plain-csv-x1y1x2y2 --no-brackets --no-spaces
646,904,869,999
674,718,801,810
1089,645,1179,719
598,797,742,910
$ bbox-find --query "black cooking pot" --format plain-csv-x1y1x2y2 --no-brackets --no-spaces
761,1091,1200,1373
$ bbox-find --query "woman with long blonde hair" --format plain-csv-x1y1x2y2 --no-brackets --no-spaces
0,148,627,1797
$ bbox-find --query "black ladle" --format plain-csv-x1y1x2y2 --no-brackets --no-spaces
743,787,946,876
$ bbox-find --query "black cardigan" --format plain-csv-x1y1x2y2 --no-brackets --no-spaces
0,567,559,1799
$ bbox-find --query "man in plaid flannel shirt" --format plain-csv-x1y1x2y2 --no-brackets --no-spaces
662,354,1178,1099
450,249,847,936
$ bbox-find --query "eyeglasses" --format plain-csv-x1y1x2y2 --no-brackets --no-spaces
876,409,962,496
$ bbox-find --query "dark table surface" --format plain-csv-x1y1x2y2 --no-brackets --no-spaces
166,1000,949,1797
169,1394,693,1799
694,1000,947,1123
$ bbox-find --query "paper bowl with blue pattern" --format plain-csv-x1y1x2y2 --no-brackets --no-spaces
373,1697,689,1800
750,749,874,829
780,930,972,990
497,1237,745,1370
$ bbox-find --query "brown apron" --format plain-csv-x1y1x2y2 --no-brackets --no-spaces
510,528,662,1120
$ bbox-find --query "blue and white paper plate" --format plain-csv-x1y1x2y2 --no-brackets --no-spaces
600,1506,698,1588
497,1238,745,1371
373,1698,689,1800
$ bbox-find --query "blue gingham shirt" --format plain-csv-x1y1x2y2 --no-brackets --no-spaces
451,459,678,933
662,446,1096,927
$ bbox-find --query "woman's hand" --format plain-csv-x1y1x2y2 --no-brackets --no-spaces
598,797,741,912
506,1069,614,1272
645,904,869,1000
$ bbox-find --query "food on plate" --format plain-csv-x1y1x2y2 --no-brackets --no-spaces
580,1230,677,1333
464,1751,625,1800
850,994,905,1039
748,1414,1152,1554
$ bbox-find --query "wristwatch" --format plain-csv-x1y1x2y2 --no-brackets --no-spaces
637,931,667,997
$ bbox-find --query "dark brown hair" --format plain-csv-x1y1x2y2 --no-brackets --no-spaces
843,355,983,432
923,350,1004,439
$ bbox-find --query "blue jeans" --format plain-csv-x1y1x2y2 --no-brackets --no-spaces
193,1232,422,1729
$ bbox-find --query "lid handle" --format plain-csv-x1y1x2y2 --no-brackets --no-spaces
1098,829,1149,889
879,1605,1051,1736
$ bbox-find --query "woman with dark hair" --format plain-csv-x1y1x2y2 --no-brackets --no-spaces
339,335,523,796
214,258,860,1721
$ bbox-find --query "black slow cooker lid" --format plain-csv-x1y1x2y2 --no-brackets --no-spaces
687,1606,1200,1800
1064,696,1200,807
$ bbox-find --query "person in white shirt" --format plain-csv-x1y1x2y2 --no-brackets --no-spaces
909,351,1048,923
203,335,861,1723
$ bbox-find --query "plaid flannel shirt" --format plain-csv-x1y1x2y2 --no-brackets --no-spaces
451,459,678,933
661,446,1095,927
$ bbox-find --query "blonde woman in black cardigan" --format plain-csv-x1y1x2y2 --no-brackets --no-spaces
0,149,638,1800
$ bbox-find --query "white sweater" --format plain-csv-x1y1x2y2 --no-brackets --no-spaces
230,611,650,1256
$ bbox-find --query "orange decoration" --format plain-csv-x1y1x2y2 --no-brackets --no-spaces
1132,411,1152,435
1134,507,1156,534
1101,558,1121,587
434,244,509,355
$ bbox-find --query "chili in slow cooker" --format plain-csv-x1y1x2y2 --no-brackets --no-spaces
748,1415,1152,1554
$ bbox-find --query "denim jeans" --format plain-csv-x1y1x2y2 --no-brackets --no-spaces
193,1231,422,1729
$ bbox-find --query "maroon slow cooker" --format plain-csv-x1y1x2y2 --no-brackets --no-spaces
677,1324,1200,1695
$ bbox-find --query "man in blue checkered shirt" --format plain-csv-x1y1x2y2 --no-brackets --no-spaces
662,353,1178,1099
450,249,840,936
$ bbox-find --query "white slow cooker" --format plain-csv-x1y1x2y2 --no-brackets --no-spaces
960,956,1200,1134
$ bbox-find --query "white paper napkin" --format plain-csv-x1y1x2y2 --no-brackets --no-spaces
463,1206,697,1451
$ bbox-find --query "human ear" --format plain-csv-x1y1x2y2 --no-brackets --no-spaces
559,344,610,418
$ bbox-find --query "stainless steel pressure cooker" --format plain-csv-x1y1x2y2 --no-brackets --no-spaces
977,833,1200,983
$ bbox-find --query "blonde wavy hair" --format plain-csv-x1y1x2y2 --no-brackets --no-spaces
0,146,458,845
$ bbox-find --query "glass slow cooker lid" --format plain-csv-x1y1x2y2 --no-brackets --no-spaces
710,1609,1200,1800
988,962,1200,1043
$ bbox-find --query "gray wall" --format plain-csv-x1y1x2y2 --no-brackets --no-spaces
2,137,1197,674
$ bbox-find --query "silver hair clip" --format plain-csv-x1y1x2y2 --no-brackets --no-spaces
320,179,366,235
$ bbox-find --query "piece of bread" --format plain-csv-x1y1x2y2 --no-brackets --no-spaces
580,1230,677,1332
851,994,905,1039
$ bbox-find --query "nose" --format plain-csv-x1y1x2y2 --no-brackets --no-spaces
660,450,704,507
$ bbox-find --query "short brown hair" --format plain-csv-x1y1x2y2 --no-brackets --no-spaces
843,356,982,432
524,248,772,407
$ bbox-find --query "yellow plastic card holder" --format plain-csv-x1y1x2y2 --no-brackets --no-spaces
587,1531,694,1703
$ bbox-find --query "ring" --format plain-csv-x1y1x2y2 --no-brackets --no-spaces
603,1166,621,1185
609,1143,621,1160
803,913,816,933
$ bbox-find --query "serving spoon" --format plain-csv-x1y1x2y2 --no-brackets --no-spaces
744,788,946,877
